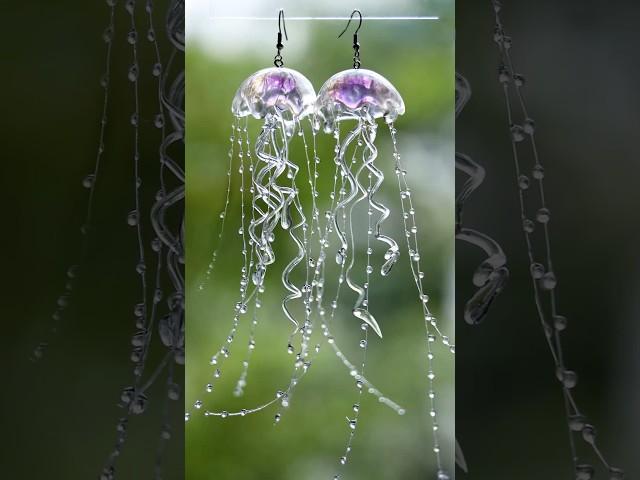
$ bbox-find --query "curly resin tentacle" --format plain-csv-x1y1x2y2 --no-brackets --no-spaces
342,117,384,338
273,117,306,332
250,114,286,271
332,120,383,337
333,122,361,265
455,72,508,325
343,119,375,334
360,118,401,278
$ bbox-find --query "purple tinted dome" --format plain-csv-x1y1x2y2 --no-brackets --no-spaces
232,67,316,119
316,69,405,129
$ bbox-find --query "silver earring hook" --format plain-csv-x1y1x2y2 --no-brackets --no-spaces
338,9,362,69
274,9,288,67
337,9,362,38
278,9,289,40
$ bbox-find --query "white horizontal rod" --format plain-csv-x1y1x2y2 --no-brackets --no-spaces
211,16,439,21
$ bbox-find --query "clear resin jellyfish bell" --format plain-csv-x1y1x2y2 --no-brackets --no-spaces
316,68,405,133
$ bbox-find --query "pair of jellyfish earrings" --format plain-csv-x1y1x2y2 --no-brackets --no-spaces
231,9,407,339
224,10,453,478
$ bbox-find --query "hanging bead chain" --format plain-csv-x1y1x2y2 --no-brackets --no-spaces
275,125,351,424
388,123,451,479
133,0,169,389
333,140,374,480
125,0,150,372
32,0,117,363
234,119,263,397
101,2,149,478
141,1,173,477
388,124,455,355
191,116,251,414
278,120,316,411
490,1,623,478
199,121,236,291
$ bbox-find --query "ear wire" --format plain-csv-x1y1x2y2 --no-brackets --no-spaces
274,9,288,67
338,10,363,69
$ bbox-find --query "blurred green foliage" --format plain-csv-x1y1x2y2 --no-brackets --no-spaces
186,4,454,479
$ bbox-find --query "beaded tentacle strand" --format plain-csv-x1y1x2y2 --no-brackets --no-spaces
101,2,150,477
333,143,376,480
102,1,185,477
388,123,453,479
144,0,181,475
31,0,117,362
198,121,237,291
191,116,250,414
233,118,264,397
491,1,623,478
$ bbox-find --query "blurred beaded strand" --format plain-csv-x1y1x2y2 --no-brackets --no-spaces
198,121,237,291
388,123,450,479
31,0,117,363
491,1,623,478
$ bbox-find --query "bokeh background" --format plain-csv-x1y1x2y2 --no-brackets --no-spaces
186,1,454,479
456,0,639,478
0,1,183,478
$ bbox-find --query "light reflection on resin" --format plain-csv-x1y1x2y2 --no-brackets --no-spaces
232,67,316,120
316,68,405,132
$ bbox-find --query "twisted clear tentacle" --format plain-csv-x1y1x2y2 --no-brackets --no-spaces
332,120,384,338
276,118,307,334
250,114,286,270
360,119,400,277
455,72,508,325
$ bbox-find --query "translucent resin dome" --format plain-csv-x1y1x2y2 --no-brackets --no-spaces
316,69,405,131
231,67,316,119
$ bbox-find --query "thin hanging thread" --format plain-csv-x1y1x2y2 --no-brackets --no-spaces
211,16,439,21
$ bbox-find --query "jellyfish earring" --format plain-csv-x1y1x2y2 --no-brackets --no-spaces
188,10,319,419
315,10,454,479
316,10,405,340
